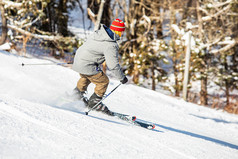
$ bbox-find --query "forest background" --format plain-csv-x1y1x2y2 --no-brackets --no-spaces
0,0,237,114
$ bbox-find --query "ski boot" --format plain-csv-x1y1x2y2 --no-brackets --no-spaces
88,93,113,116
74,87,88,104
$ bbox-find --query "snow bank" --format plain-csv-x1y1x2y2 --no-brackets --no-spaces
0,51,238,159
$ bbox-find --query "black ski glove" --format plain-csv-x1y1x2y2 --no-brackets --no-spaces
120,76,128,84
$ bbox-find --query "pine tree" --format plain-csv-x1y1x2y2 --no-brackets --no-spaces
121,0,169,90
1,0,80,56
0,1,7,44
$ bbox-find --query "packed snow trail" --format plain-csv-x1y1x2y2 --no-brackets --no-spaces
0,51,238,159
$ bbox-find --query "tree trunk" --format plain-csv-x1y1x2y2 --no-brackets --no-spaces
0,3,7,45
132,44,139,84
48,2,54,33
200,76,208,105
182,0,193,20
131,0,142,84
169,2,180,97
94,0,105,31
196,0,208,105
151,61,156,90
42,2,55,33
174,65,180,97
224,56,230,106
225,80,230,106
102,0,111,26
88,0,111,27
58,0,68,36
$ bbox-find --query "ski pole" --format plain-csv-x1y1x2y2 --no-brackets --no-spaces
85,83,122,115
21,62,72,66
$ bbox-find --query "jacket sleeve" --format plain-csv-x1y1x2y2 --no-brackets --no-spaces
104,44,125,81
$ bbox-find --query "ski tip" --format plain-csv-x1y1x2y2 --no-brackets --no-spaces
132,116,136,121
152,124,155,129
147,124,155,130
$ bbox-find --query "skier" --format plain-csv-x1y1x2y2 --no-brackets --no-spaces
72,19,128,114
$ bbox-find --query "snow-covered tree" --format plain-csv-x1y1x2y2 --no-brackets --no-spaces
164,0,238,107
120,0,169,90
195,0,238,106
0,1,7,44
0,0,80,56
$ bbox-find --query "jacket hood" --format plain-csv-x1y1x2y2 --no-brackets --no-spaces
91,24,120,42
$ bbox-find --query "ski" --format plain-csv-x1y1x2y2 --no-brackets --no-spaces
81,95,155,130
133,120,155,130
110,111,155,129
111,111,136,122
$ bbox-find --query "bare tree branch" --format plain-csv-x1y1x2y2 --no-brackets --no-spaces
7,16,41,29
0,0,22,9
7,24,77,43
0,2,7,44
213,0,232,8
211,40,237,54
94,0,105,31
202,5,231,22
87,8,96,23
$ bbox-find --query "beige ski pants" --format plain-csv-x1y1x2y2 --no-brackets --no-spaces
77,72,109,97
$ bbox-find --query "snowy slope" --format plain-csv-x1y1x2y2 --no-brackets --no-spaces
0,51,238,159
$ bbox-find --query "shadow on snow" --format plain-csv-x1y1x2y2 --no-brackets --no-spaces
53,102,238,149
190,114,238,124
53,104,130,127
155,123,238,150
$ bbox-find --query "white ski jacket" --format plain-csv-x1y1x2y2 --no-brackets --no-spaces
72,24,125,80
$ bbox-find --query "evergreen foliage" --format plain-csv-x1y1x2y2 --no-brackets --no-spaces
1,0,81,57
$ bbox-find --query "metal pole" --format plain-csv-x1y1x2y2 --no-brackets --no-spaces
85,83,121,115
21,62,72,66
